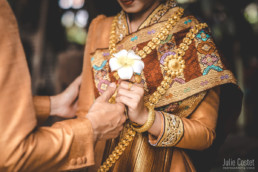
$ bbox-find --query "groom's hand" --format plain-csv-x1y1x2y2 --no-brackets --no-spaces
86,83,126,141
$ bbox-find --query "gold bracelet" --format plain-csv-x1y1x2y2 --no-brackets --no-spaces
131,106,156,133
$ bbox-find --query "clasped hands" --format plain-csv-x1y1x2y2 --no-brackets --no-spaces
87,80,149,141
49,75,157,142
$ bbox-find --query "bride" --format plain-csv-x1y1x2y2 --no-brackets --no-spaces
77,0,243,171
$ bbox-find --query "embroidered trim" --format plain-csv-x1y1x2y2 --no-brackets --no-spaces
131,36,138,42
147,29,156,35
114,15,197,52
160,34,173,44
116,11,128,41
158,91,207,118
97,79,110,93
196,30,211,41
155,112,184,147
139,0,177,29
203,65,223,75
143,70,236,108
200,54,219,66
197,41,216,55
160,51,176,65
93,60,108,71
91,14,236,110
184,19,192,25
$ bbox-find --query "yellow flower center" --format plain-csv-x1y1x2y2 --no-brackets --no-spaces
117,56,135,67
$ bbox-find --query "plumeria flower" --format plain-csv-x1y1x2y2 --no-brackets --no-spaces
109,50,144,80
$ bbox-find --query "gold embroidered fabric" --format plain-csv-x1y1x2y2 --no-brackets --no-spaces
139,0,177,29
90,14,237,108
159,91,207,117
148,91,206,146
176,91,207,118
115,1,178,43
155,112,184,147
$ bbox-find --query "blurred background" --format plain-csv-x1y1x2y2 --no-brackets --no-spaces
7,0,258,171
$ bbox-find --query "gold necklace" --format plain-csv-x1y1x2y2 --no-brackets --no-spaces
109,8,184,58
98,7,208,172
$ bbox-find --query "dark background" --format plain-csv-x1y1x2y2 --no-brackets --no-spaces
7,0,258,171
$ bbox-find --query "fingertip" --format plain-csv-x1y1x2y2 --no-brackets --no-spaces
121,115,127,123
76,75,82,82
115,97,120,103
119,126,124,132
120,81,127,87
117,102,125,109
109,82,116,88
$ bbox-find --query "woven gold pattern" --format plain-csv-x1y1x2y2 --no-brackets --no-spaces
156,112,184,147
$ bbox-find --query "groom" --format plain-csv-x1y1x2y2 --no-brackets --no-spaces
0,0,126,171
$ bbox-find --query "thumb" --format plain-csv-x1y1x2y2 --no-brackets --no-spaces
97,83,116,102
69,75,82,90
64,75,82,99
74,75,82,85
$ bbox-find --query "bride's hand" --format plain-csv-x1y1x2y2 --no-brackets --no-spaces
116,81,148,125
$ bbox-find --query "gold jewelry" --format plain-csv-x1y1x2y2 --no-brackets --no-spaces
109,8,184,59
131,106,156,133
99,5,209,171
134,75,142,84
147,23,208,108
128,82,133,90
98,124,136,172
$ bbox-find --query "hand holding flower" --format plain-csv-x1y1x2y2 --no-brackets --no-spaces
109,49,161,136
116,81,161,137
109,49,147,124
116,81,148,125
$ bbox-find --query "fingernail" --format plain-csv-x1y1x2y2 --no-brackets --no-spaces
109,82,116,88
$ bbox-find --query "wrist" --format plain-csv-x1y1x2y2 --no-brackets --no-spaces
135,107,149,125
86,113,99,142
49,95,61,116
132,107,156,133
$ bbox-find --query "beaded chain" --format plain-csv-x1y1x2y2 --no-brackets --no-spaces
109,8,184,57
98,7,208,172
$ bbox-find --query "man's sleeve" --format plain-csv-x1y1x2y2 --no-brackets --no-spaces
0,1,95,171
33,96,51,125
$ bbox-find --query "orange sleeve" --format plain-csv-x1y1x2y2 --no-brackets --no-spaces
0,1,96,171
176,87,220,150
33,96,50,125
150,87,220,151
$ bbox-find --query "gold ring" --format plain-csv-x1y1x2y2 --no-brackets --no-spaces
128,82,133,90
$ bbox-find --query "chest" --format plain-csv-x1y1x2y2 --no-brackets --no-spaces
90,34,178,96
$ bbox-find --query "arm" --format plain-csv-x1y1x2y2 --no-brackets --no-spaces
33,75,82,125
0,1,94,171
116,80,220,151
149,87,220,150
33,96,51,125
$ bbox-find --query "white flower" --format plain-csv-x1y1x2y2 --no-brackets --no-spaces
109,50,144,80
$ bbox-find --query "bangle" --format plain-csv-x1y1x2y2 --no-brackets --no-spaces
131,106,156,133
